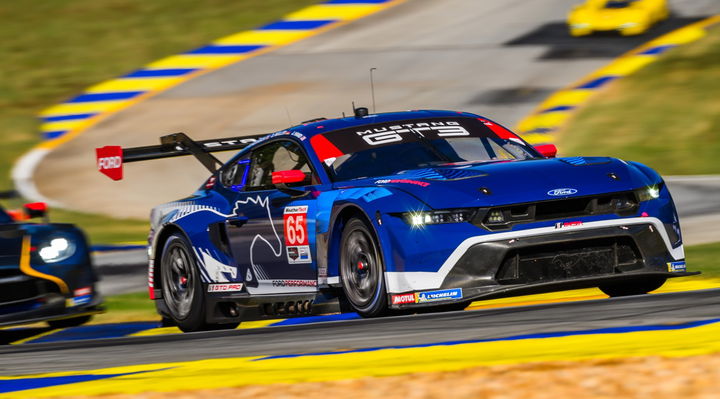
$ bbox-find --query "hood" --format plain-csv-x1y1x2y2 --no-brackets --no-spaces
346,157,657,209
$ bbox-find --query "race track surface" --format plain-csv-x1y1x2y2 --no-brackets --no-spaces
31,0,720,219
2,288,719,375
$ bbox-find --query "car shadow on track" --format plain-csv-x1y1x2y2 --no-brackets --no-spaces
0,327,53,345
505,17,708,59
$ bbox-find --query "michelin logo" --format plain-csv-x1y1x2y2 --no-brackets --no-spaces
415,288,463,303
667,261,686,272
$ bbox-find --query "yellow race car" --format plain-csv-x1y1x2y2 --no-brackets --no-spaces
568,0,669,36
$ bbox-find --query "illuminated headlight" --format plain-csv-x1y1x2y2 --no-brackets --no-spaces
635,185,662,202
38,237,76,263
404,209,474,226
486,210,505,224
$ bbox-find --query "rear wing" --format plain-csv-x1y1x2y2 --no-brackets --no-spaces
96,132,265,180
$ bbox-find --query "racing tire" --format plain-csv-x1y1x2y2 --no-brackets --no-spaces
339,217,388,317
160,233,238,332
599,277,666,297
48,315,92,329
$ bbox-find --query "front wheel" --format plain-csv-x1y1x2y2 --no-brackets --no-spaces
340,218,388,317
599,277,666,297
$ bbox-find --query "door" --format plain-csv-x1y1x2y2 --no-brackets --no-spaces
225,139,319,295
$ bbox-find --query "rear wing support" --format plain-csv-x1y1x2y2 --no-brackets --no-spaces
96,132,265,180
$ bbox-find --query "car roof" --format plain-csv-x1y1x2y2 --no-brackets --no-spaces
287,110,482,139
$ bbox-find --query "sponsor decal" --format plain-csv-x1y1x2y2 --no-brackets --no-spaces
96,146,123,181
73,287,92,296
205,175,216,189
284,205,312,264
547,188,578,196
375,179,430,187
207,283,244,292
201,138,257,149
415,288,463,303
71,295,92,306
667,261,686,273
246,269,253,281
391,293,415,305
271,279,317,288
554,221,583,229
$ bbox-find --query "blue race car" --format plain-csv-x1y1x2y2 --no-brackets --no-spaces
97,109,693,332
0,199,102,328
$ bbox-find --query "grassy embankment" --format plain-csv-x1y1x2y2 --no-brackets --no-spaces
558,25,720,175
0,0,317,244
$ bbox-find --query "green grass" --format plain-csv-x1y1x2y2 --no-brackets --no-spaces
0,0,318,243
92,291,158,324
686,241,720,278
558,25,720,175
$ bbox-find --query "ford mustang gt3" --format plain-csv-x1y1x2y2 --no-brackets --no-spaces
97,109,693,331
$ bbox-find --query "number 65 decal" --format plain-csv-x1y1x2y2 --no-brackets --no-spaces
283,205,309,246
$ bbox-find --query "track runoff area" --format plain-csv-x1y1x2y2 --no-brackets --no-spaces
5,3,720,399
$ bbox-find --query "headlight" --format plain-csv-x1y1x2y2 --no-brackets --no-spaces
38,237,76,263
572,23,591,28
403,209,475,227
635,185,662,202
619,22,638,28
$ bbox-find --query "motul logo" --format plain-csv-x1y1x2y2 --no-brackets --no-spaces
96,146,123,180
391,293,416,305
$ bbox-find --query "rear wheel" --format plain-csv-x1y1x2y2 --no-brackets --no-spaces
160,233,238,332
599,277,666,297
340,218,387,317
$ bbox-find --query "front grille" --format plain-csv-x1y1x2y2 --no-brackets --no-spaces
0,277,58,305
495,237,643,285
477,191,638,230
0,226,23,266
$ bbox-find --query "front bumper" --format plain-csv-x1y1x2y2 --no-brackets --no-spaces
385,217,692,308
0,290,103,327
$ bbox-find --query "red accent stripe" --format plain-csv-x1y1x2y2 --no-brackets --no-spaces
478,118,518,140
310,134,344,161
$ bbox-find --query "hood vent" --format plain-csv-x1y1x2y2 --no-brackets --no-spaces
559,157,612,166
399,168,487,181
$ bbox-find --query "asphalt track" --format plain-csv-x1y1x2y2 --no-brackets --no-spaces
2,288,719,375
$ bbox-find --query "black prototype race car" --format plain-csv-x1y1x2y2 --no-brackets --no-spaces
0,198,102,328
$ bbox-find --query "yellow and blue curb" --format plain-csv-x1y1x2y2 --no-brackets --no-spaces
37,0,404,142
3,317,720,397
6,277,718,345
516,14,720,145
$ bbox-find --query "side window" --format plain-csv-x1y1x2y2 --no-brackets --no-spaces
246,141,315,191
219,154,251,190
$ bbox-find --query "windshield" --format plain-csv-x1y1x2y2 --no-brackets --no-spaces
604,1,634,9
310,117,537,181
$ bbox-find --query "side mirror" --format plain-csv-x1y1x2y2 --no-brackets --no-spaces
271,170,309,197
534,144,557,158
272,170,307,185
24,202,48,220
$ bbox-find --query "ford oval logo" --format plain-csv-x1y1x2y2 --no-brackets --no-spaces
547,188,578,196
